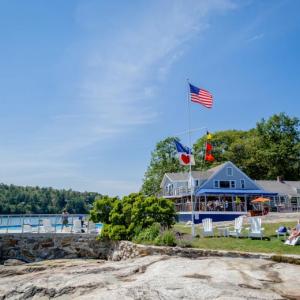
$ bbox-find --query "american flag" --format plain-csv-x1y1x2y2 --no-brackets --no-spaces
189,83,213,108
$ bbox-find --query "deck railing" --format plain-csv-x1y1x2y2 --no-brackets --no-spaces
0,214,100,234
163,187,192,197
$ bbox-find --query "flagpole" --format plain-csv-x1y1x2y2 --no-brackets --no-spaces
187,79,195,237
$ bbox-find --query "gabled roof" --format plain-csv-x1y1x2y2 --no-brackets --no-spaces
255,180,300,197
161,163,227,187
165,163,226,181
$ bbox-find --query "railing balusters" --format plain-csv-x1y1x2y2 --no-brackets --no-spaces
0,214,92,234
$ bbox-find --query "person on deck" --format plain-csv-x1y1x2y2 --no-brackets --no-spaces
61,210,69,232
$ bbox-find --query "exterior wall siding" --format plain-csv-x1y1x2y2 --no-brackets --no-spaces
200,162,260,190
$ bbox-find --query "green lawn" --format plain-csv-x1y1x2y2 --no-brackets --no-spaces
174,222,300,255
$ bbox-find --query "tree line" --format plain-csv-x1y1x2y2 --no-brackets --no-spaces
141,113,300,196
0,183,102,214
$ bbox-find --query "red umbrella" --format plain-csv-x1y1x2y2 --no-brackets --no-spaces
251,197,270,216
251,197,270,203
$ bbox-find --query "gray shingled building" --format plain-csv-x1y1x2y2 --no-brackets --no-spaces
255,179,300,211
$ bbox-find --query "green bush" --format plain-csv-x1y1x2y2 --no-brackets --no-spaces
134,223,160,243
90,192,176,241
155,230,176,246
108,225,128,240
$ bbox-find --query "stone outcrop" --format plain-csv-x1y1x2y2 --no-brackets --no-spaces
0,234,112,263
108,241,300,265
1,234,300,265
0,256,300,299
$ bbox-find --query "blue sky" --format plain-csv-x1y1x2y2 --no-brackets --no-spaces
0,0,299,196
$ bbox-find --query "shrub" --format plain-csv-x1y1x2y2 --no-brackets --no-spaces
155,230,176,246
134,223,160,243
90,192,176,241
108,225,128,240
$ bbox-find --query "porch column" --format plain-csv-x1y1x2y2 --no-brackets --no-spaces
231,195,235,211
244,195,247,212
204,195,207,211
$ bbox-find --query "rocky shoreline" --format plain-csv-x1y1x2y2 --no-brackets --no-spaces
1,233,300,265
1,232,300,299
1,255,300,299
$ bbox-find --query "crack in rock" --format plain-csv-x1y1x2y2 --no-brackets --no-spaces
238,283,261,290
183,273,212,280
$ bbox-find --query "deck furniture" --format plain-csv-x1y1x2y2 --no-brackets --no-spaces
228,216,244,238
285,236,300,246
73,219,83,233
87,221,98,234
41,219,55,233
247,217,264,240
201,218,214,237
22,224,33,233
275,229,289,239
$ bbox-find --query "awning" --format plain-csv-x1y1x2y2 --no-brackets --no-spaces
195,188,277,196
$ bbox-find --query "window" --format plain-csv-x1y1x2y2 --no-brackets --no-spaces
219,181,230,188
195,180,199,186
227,167,233,176
241,179,245,189
217,180,235,189
214,180,219,188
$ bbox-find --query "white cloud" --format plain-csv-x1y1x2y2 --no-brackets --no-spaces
247,33,264,42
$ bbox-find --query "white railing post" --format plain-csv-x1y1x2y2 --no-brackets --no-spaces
38,215,41,233
6,215,9,233
71,215,74,233
21,215,24,234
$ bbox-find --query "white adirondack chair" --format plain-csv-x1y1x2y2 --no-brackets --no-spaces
228,216,244,238
41,219,55,233
73,219,83,233
87,221,98,234
22,224,32,233
201,218,214,237
247,217,264,239
285,236,300,246
284,236,300,246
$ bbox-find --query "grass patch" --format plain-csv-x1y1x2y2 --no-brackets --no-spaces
174,222,300,255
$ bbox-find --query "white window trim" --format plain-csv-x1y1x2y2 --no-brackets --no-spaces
214,180,236,189
227,167,233,176
240,179,245,189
